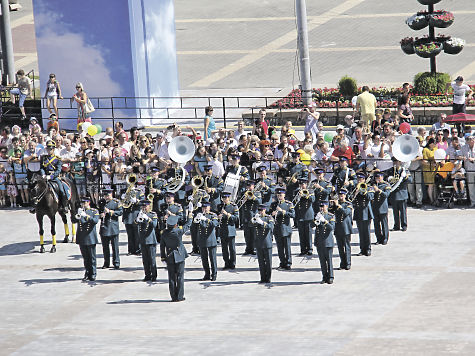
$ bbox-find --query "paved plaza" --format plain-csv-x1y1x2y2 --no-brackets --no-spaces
0,206,475,355
9,0,475,95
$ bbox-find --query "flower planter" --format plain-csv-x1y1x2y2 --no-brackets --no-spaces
401,43,415,55
417,0,442,5
406,14,429,30
415,42,443,58
444,45,463,55
429,12,454,28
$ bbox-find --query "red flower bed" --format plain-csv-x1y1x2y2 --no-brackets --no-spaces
269,86,475,109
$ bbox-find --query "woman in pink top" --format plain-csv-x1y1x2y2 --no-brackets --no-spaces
435,131,448,150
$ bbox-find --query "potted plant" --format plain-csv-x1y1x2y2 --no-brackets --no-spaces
429,10,454,28
444,37,465,55
417,0,441,5
406,13,429,30
414,42,443,58
400,37,415,55
435,34,451,44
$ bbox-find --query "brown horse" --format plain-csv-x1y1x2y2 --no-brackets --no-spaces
29,174,79,253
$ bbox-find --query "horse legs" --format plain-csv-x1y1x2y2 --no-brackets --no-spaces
61,212,70,243
50,214,57,253
37,214,45,253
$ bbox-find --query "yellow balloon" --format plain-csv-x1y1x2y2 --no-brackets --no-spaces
87,125,98,136
300,153,311,166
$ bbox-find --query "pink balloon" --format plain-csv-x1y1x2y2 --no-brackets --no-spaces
400,122,411,134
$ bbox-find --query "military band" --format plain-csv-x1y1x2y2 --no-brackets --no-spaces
67,150,415,301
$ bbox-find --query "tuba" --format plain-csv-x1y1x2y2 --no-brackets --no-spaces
389,134,419,192
167,136,195,193
121,174,138,209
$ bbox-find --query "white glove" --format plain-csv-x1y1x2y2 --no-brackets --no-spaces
143,213,151,221
256,217,264,225
45,175,51,181
188,195,193,201
200,214,208,222
131,197,137,203
188,202,193,212
121,193,126,200
197,202,202,208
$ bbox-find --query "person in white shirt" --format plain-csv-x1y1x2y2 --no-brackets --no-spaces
117,131,131,154
365,134,393,174
446,76,473,114
59,139,78,162
431,113,451,132
233,121,249,141
461,135,475,207
303,102,320,142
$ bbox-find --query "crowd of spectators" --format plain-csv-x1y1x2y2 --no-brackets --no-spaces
1,86,475,209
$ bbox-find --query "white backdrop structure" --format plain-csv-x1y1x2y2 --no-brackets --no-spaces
32,0,180,130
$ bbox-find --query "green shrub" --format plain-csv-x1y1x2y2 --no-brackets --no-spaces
413,72,451,94
338,75,358,97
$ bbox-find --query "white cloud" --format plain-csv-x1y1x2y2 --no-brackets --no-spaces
34,12,122,98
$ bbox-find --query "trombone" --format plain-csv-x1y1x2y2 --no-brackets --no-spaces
292,189,311,205
347,182,368,202
237,190,255,209
286,171,299,184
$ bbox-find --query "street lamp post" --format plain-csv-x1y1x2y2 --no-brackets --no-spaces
295,0,312,106
0,0,15,84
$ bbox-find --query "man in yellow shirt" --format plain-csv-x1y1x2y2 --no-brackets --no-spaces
356,86,377,130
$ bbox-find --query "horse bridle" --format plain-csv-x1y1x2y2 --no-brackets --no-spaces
31,181,48,204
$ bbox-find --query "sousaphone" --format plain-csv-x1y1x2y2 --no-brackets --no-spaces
167,136,195,193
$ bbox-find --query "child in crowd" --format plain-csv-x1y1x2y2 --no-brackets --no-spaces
47,114,59,133
29,117,42,135
7,171,18,208
0,164,7,206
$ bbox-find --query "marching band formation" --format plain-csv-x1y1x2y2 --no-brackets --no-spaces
70,135,413,302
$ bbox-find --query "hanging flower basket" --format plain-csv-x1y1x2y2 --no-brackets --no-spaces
429,11,454,28
400,37,415,55
444,37,465,55
406,13,429,30
415,42,443,58
417,0,442,5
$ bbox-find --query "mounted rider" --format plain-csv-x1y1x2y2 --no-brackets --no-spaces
31,140,70,214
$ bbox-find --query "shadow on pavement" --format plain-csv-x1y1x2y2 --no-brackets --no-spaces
20,277,82,285
107,299,170,304
0,241,40,256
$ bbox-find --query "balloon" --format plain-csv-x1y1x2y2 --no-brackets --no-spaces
400,122,411,134
434,149,446,161
94,124,102,134
324,132,336,143
87,125,98,136
300,153,311,166
82,122,92,131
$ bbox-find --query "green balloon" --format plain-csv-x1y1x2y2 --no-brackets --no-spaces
324,132,336,143
95,124,102,134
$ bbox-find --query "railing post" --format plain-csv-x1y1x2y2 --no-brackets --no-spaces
111,97,115,129
222,97,226,129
